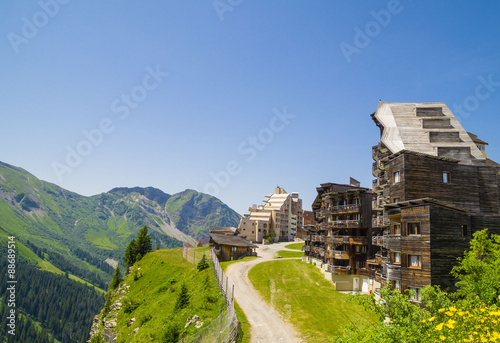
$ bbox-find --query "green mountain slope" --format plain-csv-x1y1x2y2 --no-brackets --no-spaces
0,161,240,286
166,189,241,240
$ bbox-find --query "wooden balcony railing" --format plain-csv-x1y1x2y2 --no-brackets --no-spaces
328,265,351,275
333,250,350,259
328,220,361,229
349,236,368,245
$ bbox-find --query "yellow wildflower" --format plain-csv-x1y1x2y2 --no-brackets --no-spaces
436,323,444,331
429,317,436,322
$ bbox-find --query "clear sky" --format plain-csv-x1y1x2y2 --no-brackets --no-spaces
1,1,500,215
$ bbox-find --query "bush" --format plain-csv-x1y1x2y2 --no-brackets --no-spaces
123,298,140,314
162,323,180,343
197,254,209,271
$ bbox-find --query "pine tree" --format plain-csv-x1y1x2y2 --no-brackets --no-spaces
174,283,190,311
124,238,138,269
197,254,209,271
136,225,152,256
109,266,122,290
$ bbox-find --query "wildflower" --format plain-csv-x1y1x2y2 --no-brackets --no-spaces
439,308,446,313
436,323,444,331
429,317,436,322
440,336,446,341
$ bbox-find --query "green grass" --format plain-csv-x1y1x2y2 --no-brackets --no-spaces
234,301,251,343
284,242,304,250
277,250,304,258
248,260,378,342
220,256,258,271
95,248,227,343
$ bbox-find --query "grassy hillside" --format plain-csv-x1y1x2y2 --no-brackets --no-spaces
248,260,378,342
89,248,226,342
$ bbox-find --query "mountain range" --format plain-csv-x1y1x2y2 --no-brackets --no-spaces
0,160,240,284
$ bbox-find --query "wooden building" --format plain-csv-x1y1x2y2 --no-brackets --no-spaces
209,232,257,262
370,102,500,300
303,182,375,292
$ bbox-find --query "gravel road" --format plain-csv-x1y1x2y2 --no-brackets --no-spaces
225,242,303,343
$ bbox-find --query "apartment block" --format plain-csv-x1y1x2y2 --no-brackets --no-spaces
303,181,375,292
238,187,303,242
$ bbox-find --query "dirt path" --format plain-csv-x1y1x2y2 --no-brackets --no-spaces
225,242,303,343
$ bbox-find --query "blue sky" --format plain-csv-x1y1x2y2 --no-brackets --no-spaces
1,1,500,215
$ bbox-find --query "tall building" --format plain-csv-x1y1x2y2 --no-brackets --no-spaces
370,102,500,299
238,187,303,242
303,181,374,292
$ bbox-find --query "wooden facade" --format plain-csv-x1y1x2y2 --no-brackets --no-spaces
304,183,373,278
209,233,257,262
371,102,500,298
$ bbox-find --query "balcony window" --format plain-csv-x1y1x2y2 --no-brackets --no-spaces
393,224,401,235
408,223,421,235
393,252,401,264
393,171,401,183
443,172,450,183
409,287,422,302
461,225,468,237
409,255,422,268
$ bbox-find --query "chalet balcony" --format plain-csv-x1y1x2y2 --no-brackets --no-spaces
386,264,401,280
312,235,326,243
385,235,401,251
372,235,384,247
303,235,311,241
328,265,351,275
324,250,334,258
358,268,376,278
333,250,350,260
328,220,361,229
319,248,325,257
329,235,350,244
349,236,368,245
302,245,311,252
372,162,379,177
329,204,361,214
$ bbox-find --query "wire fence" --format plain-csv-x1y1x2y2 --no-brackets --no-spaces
182,239,211,264
179,242,239,343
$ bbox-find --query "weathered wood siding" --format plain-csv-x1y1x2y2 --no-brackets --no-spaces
387,154,500,214
400,205,431,290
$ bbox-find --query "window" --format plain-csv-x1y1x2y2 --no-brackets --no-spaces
393,224,401,235
395,280,401,291
409,287,422,301
461,225,468,237
355,245,367,253
443,172,450,183
393,171,401,183
231,247,237,252
393,252,401,264
408,223,421,235
409,255,422,268
263,223,267,228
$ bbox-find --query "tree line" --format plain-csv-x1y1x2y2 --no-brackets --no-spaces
0,257,104,343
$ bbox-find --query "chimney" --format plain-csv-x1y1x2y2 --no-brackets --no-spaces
350,177,361,187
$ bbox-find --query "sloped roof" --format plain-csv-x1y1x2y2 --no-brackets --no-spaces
209,233,258,248
372,102,485,163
